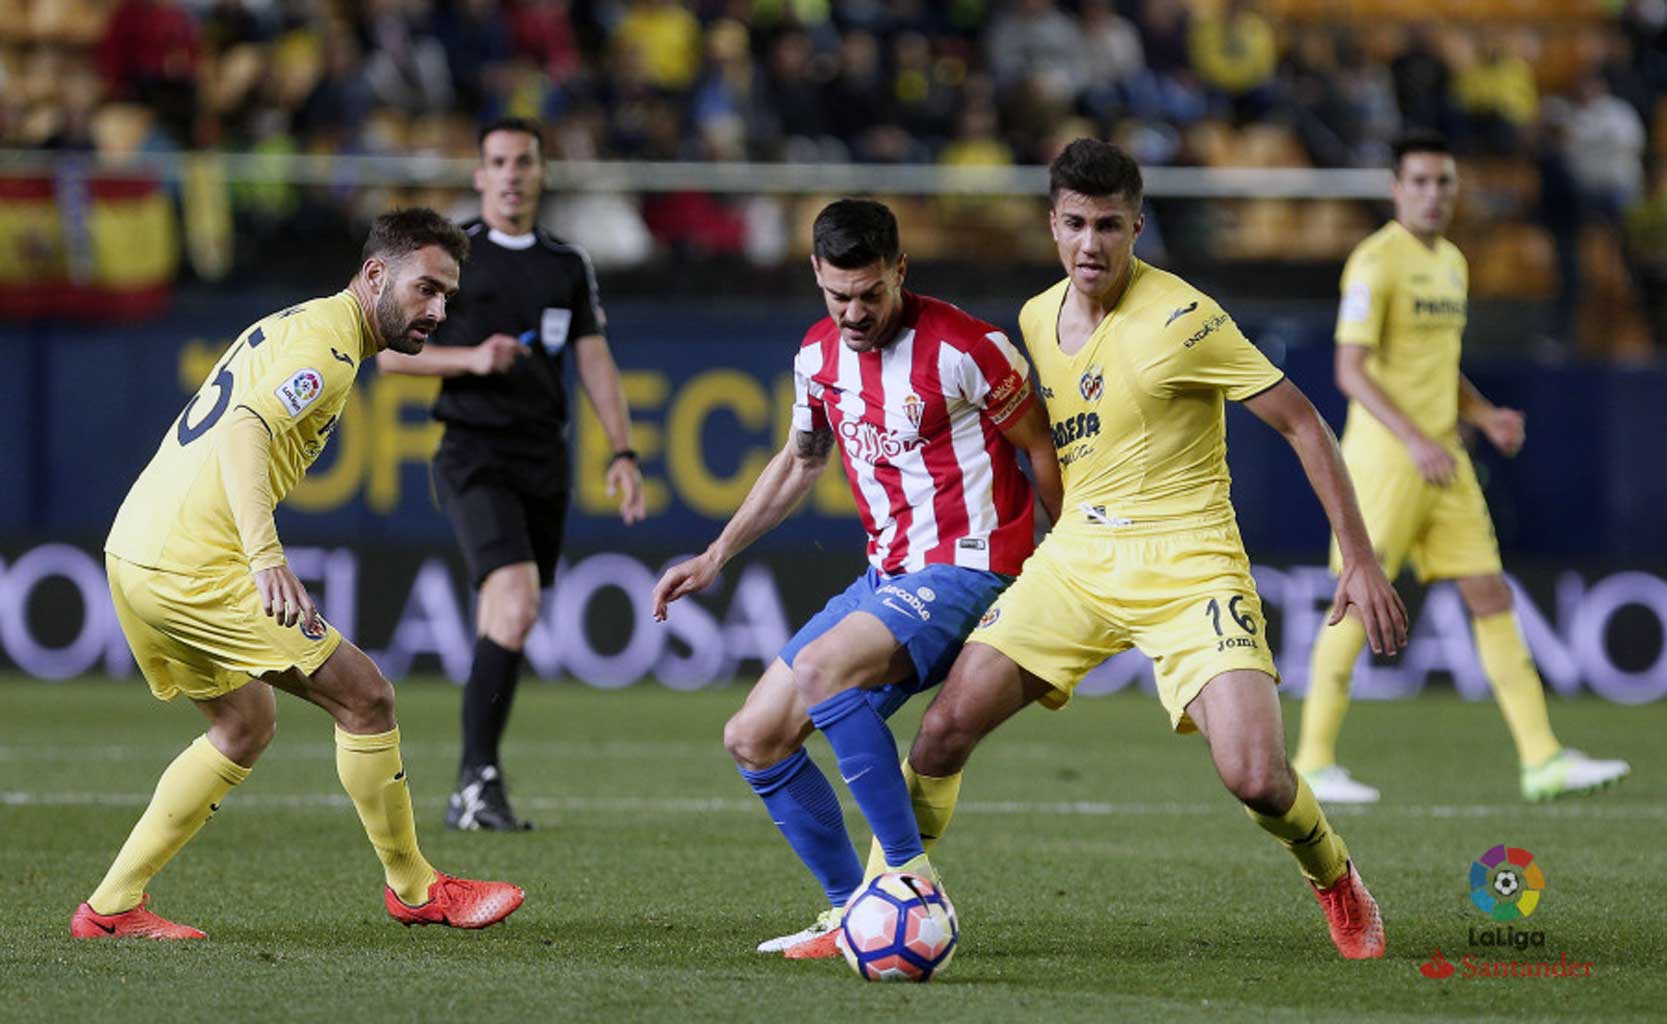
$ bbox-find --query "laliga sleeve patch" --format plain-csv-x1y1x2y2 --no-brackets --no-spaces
1339,282,1372,323
274,368,325,417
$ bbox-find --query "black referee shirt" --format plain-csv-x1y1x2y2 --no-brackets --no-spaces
427,219,606,494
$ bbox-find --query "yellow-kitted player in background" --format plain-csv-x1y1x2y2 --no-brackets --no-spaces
73,209,525,940
1292,132,1631,804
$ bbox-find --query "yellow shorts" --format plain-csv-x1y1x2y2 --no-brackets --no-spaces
973,515,1278,733
106,554,343,702
1329,431,1504,583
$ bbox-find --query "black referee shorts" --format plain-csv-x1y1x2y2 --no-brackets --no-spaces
433,458,569,590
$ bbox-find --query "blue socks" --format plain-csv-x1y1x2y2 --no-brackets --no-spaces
808,688,924,867
739,749,862,906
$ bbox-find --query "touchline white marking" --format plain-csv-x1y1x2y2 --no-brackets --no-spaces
2,790,1660,820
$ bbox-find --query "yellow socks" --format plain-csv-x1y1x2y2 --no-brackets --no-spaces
1247,775,1350,887
334,726,436,905
1473,611,1561,767
1293,615,1367,774
863,762,962,882
88,735,250,915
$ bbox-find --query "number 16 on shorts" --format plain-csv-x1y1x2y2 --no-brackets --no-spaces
1205,595,1258,652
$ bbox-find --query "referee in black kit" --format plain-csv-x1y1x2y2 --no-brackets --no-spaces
378,117,645,830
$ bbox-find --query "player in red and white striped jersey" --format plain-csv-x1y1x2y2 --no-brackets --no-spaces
653,200,1061,958
793,291,1038,577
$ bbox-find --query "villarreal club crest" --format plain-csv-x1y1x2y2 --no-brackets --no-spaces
1079,366,1104,402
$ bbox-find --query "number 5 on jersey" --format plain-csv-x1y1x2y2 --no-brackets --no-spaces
176,326,265,446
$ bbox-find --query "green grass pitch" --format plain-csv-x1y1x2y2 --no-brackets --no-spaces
2,677,1662,1022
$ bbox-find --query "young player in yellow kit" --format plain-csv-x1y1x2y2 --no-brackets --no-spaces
72,209,525,940
899,139,1409,960
1292,132,1630,804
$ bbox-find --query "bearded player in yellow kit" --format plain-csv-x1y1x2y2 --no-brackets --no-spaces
72,209,525,940
898,139,1408,960
1292,132,1630,804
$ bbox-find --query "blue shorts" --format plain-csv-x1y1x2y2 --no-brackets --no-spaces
779,564,1013,720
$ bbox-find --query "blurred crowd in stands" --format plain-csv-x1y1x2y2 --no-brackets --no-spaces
4,0,1667,354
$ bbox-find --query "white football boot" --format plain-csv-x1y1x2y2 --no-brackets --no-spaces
1302,764,1381,804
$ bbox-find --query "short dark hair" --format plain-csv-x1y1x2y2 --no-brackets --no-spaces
362,207,469,267
1391,131,1451,173
478,116,545,155
1049,138,1143,206
812,199,901,269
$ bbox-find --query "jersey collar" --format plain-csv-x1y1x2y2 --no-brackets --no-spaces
487,228,537,249
1389,219,1443,255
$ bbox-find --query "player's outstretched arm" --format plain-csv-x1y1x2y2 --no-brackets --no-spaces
998,400,1064,526
651,427,833,621
1459,374,1526,456
216,407,318,629
1243,379,1409,655
374,335,521,377
573,334,645,524
1335,344,1455,485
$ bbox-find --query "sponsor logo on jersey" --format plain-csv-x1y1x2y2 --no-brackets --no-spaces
1413,297,1467,316
1164,301,1198,326
275,368,325,417
1183,313,1230,348
1059,444,1092,468
838,418,927,465
916,586,936,602
1079,366,1104,402
988,373,1020,403
1052,411,1101,449
987,375,1031,423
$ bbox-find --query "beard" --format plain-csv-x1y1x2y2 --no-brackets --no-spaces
377,284,433,355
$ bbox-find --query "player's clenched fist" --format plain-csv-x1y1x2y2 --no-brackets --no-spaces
651,552,720,621
254,564,318,630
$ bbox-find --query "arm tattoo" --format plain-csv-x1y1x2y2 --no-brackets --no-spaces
795,428,835,460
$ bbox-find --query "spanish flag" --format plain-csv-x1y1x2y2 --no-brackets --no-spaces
0,170,177,318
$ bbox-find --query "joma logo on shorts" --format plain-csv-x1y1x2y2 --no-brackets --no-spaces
1216,637,1257,652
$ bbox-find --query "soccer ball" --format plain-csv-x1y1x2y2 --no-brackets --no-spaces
839,872,958,982
1493,869,1522,898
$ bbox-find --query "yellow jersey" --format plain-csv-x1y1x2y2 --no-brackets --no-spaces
1018,262,1283,528
1335,220,1468,445
106,291,374,573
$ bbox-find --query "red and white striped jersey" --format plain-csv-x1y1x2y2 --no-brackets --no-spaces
792,292,1037,576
